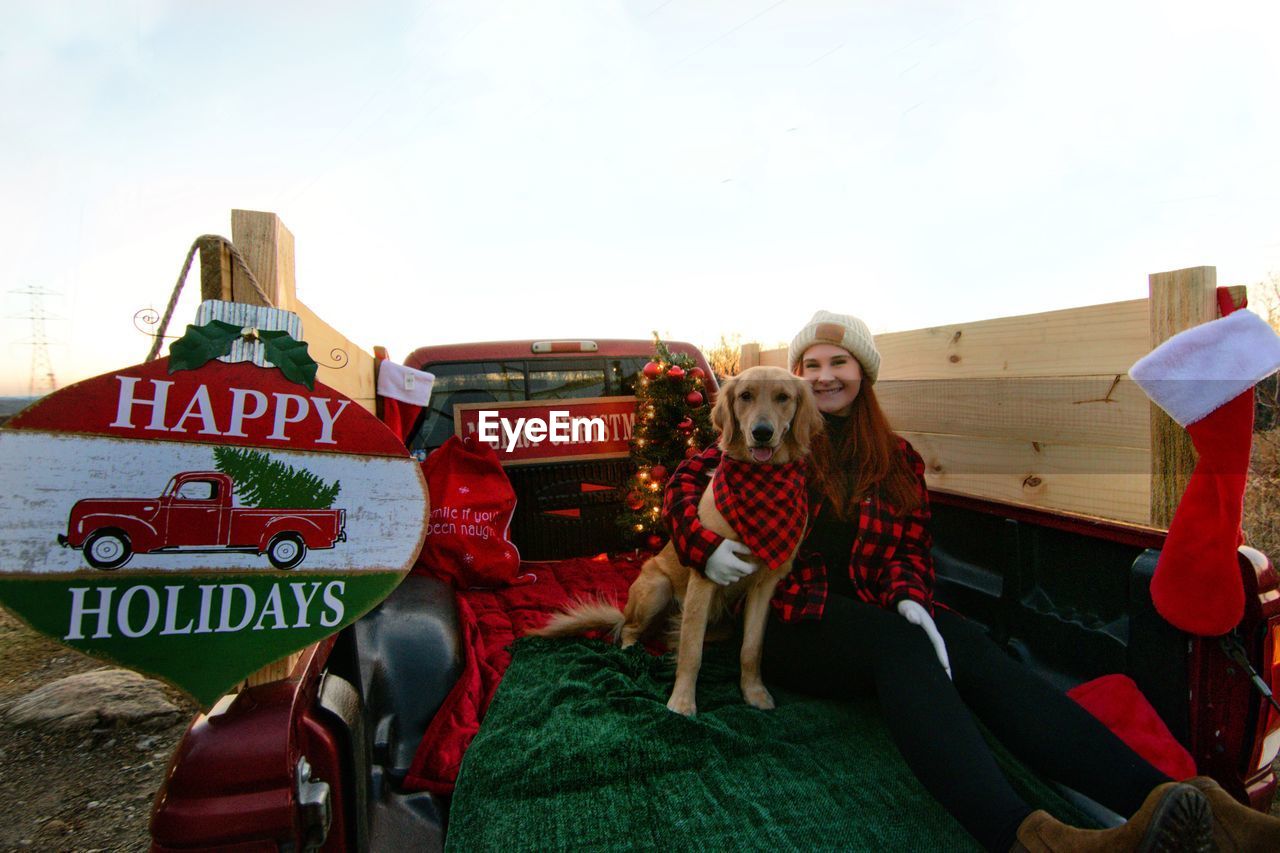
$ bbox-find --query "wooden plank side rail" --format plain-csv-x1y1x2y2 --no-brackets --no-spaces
876,299,1149,380
739,267,1230,527
899,430,1149,522
877,377,1149,448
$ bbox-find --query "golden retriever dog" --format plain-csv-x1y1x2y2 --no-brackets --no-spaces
531,366,822,716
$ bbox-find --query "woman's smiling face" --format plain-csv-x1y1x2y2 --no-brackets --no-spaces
800,343,863,416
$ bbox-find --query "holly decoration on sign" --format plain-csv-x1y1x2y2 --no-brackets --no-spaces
257,331,319,390
168,320,242,370
617,334,717,548
169,320,319,390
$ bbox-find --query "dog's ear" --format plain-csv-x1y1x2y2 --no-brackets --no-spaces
787,378,824,456
712,375,739,453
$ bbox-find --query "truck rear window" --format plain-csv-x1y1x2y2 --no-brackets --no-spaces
408,356,649,455
528,360,606,400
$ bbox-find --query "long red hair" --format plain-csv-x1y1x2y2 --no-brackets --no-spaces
804,379,922,518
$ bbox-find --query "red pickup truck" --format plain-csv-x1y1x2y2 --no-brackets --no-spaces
58,470,347,571
148,339,1280,851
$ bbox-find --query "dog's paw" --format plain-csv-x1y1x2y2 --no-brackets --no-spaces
742,685,775,710
666,695,697,717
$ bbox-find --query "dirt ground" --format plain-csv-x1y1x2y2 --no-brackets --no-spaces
0,607,197,853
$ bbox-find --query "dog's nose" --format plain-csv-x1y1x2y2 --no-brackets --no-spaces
751,424,774,444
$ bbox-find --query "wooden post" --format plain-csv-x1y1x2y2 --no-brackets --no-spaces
196,209,380,689
1149,266,1217,528
229,212,299,688
230,209,296,308
197,236,232,302
740,343,760,371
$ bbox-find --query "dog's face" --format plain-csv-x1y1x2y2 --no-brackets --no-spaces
712,366,823,464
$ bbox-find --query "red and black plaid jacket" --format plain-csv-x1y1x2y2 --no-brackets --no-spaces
662,437,934,622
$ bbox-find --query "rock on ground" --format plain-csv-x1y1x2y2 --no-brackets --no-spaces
2,668,182,731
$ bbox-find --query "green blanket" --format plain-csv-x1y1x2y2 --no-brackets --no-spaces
447,637,1095,851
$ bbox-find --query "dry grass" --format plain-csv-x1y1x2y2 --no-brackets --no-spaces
1245,420,1279,559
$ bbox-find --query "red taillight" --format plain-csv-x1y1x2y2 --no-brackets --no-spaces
1255,623,1280,772
1241,546,1280,809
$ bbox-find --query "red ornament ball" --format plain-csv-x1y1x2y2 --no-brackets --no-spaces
626,490,645,511
650,465,668,482
646,534,664,551
667,365,686,381
688,367,705,382
642,361,662,379
685,390,704,407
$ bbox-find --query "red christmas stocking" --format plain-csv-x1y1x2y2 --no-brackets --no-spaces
376,358,434,443
1130,308,1280,636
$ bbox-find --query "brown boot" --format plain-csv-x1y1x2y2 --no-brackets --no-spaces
1012,782,1212,852
1185,775,1280,852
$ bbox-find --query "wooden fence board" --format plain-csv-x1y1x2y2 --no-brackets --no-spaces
875,299,1149,380
296,302,377,413
900,430,1151,523
877,376,1150,448
750,300,1149,379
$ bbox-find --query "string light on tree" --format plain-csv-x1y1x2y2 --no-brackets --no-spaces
617,334,716,549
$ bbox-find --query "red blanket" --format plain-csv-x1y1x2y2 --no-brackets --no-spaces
401,555,1195,794
1067,673,1196,781
403,555,644,794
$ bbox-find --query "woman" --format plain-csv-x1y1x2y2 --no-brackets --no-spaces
663,310,1278,852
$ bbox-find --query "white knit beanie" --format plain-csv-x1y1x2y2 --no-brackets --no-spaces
788,310,881,384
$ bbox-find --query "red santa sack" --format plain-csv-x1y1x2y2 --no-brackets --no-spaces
416,435,532,588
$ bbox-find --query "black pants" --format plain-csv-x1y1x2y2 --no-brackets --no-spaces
761,595,1172,851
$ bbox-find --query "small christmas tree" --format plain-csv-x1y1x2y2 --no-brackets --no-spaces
213,446,341,509
617,335,717,549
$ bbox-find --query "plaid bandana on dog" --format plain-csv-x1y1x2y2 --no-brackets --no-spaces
712,456,808,571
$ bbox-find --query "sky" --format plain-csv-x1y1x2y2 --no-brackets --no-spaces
2,0,1278,396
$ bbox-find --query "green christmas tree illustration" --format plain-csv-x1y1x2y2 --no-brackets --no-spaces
213,446,341,509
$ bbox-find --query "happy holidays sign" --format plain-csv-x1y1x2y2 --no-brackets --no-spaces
0,303,429,706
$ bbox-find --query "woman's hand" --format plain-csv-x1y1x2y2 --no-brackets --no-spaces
896,600,952,680
705,539,759,586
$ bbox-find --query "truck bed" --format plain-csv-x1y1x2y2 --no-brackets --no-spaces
317,507,1200,848
445,635,1091,851
155,496,1276,851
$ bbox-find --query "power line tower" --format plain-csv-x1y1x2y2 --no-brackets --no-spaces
12,286,60,396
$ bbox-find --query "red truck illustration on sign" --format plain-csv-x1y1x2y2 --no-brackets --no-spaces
58,467,347,571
